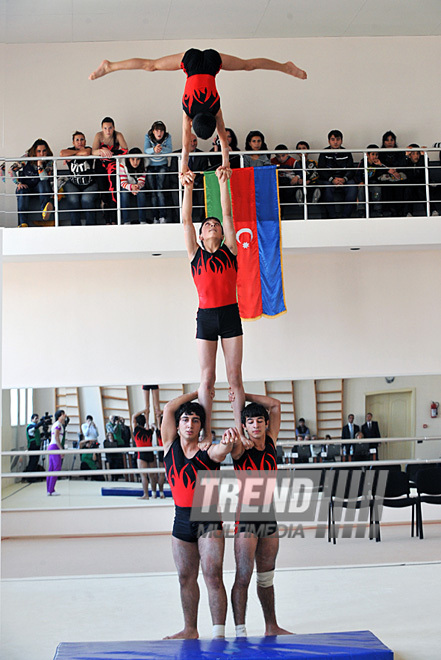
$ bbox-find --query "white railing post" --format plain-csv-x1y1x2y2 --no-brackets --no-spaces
116,156,122,225
53,158,59,227
301,151,308,220
424,150,431,218
178,155,183,224
363,151,369,219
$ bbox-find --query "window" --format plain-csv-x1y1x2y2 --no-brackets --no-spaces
10,387,33,427
10,389,18,426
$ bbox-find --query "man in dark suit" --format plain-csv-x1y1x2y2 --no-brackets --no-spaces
361,412,381,438
341,413,359,455
341,413,359,440
361,412,380,459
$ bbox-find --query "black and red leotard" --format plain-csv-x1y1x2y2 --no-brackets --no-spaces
233,435,278,472
165,436,220,507
233,434,278,536
191,244,237,309
164,437,222,541
181,49,222,119
134,426,153,462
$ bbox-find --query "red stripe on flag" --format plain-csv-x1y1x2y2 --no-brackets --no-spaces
230,169,262,320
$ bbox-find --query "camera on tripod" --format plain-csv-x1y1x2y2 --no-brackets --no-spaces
40,412,53,442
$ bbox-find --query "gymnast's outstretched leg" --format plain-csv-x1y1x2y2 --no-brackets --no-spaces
90,51,307,81
219,53,307,79
89,52,184,79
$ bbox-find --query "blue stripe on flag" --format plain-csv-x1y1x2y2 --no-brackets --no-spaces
254,166,286,317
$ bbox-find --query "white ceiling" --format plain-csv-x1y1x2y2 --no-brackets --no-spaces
1,0,441,44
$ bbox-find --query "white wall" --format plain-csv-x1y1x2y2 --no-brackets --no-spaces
4,249,441,389
2,35,441,159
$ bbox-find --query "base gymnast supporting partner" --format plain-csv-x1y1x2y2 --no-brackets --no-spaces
182,168,249,446
161,388,238,639
89,48,307,179
231,390,291,637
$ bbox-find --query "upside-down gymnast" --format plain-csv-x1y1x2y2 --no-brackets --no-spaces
90,49,306,179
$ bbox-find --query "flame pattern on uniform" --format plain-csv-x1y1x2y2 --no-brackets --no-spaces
234,436,278,471
191,246,238,309
165,437,220,508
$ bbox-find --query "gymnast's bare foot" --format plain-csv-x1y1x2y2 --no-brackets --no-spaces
265,625,294,636
163,628,199,640
137,495,149,500
285,61,307,80
89,60,111,80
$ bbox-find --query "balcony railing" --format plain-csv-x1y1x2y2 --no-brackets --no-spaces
2,148,440,227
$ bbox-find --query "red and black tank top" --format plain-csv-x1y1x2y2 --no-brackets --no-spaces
164,437,220,507
191,245,238,309
233,435,278,471
134,426,153,448
181,48,222,119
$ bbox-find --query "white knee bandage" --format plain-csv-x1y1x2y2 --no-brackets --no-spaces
256,570,274,588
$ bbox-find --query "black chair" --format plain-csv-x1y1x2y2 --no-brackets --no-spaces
291,444,311,464
351,443,371,461
328,468,374,544
416,467,441,539
323,444,341,462
276,446,285,464
370,469,416,542
405,463,425,488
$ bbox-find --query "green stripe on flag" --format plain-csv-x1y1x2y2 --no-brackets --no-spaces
204,171,231,224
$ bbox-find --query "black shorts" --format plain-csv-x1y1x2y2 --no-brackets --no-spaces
173,506,223,543
182,48,222,78
236,521,278,537
157,450,164,463
196,303,243,341
142,384,158,391
137,451,154,463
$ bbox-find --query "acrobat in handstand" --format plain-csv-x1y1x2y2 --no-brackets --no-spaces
90,49,307,180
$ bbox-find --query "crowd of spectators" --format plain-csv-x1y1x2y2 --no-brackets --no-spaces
6,124,441,227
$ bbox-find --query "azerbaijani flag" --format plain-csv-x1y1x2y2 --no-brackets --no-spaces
204,166,286,321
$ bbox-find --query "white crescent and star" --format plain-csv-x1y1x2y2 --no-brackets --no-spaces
236,228,254,249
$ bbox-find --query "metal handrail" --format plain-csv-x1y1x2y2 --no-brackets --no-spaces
3,148,440,226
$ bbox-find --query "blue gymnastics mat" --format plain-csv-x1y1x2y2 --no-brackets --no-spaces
53,631,393,659
101,487,172,498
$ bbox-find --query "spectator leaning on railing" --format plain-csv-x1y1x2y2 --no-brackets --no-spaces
379,131,407,216
59,131,99,226
317,129,357,219
403,144,426,217
119,147,147,224
92,116,128,224
243,131,271,168
9,138,54,227
293,141,320,205
144,120,172,224
354,145,387,218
